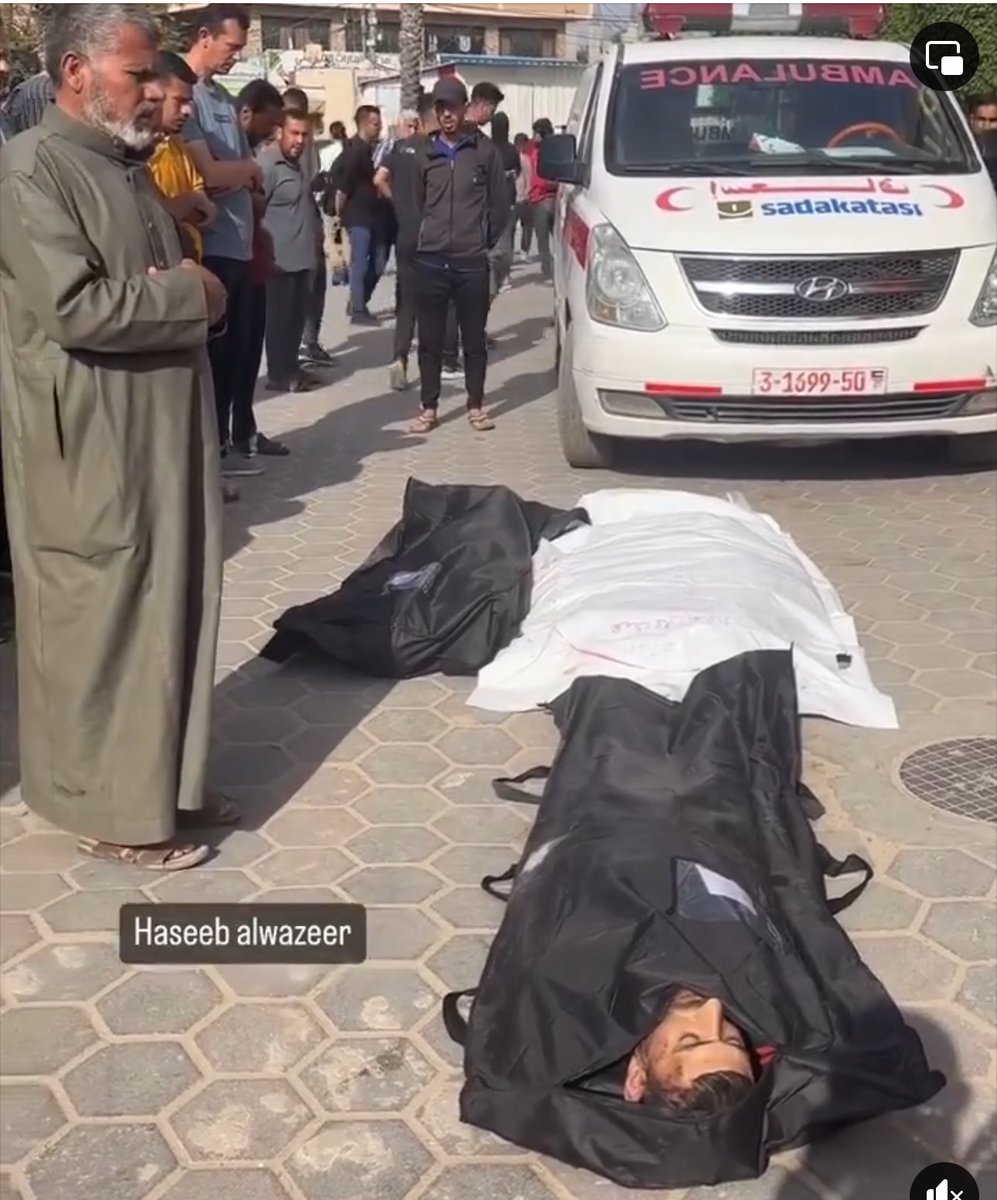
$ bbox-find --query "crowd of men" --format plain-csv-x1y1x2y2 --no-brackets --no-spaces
0,3,559,867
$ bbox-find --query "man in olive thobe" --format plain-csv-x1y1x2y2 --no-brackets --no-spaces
0,5,231,870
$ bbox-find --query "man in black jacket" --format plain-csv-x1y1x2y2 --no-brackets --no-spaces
410,78,507,434
329,104,386,326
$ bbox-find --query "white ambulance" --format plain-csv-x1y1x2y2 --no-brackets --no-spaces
541,3,997,467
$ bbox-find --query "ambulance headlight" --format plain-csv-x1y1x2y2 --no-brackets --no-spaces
970,251,997,326
586,224,666,332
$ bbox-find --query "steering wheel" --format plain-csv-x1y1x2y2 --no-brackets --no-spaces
826,121,905,148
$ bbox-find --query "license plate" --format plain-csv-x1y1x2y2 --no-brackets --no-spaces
752,368,888,396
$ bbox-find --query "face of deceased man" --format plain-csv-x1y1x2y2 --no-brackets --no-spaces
60,20,164,151
623,990,754,1103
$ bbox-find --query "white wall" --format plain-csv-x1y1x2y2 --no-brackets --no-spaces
360,64,584,137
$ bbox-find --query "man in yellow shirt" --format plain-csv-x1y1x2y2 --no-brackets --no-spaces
148,52,216,261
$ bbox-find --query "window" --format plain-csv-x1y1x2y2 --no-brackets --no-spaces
375,23,400,54
261,16,329,51
425,25,486,55
344,12,365,53
500,28,554,58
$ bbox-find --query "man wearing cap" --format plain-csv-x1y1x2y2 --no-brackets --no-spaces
409,77,507,434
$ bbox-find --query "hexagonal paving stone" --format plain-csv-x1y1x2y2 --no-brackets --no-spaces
420,1165,558,1200
433,845,511,885
835,880,921,933
433,807,528,845
351,788,446,825
0,1006,97,1076
0,915,40,963
219,708,304,745
431,888,504,930
905,1004,994,1081
151,870,259,905
97,969,223,1034
292,767,369,807
434,768,507,806
27,1124,176,1200
0,873,69,913
362,709,448,744
425,934,492,991
287,1119,433,1200
921,901,997,962
196,1002,325,1073
416,1080,524,1157
301,1036,435,1112
40,889,150,933
316,966,438,1031
340,866,443,905
346,826,445,865
0,833,79,873
213,744,293,788
365,908,442,961
254,849,353,887
805,1109,935,1195
214,962,332,998
171,1080,312,1162
264,809,364,848
888,849,996,898
684,1168,823,1200
1,942,124,1003
63,1042,200,1116
380,678,449,708
436,728,520,766
957,963,996,1027
872,621,949,645
852,935,957,1001
0,1083,67,1165
160,1169,293,1200
361,746,447,786
287,727,376,766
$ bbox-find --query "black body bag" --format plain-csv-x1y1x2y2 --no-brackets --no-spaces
445,650,943,1189
261,479,587,677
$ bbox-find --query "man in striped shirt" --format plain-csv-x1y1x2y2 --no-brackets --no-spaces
0,70,54,139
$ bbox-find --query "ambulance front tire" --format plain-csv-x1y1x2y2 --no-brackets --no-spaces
947,432,997,467
558,328,615,469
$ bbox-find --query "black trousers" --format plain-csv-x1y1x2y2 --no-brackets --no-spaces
531,199,556,280
302,254,326,349
231,282,266,445
414,261,490,410
395,251,460,368
204,255,256,447
265,270,312,385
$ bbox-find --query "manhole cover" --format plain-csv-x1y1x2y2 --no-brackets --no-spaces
899,738,997,823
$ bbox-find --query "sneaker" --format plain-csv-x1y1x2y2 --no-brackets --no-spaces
254,433,290,457
499,280,512,293
389,360,409,392
350,312,379,328
300,343,336,365
441,364,462,381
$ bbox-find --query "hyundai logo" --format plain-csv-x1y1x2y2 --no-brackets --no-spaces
795,275,850,302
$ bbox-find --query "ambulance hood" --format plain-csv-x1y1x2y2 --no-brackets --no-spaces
605,172,997,256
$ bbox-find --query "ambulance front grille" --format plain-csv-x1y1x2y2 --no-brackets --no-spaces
681,251,958,320
713,326,924,346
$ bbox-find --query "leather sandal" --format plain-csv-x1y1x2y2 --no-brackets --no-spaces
409,409,439,433
77,839,210,871
468,409,495,431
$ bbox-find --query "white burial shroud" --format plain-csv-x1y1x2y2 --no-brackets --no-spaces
469,489,898,729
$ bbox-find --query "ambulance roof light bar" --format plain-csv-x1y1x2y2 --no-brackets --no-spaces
642,4,887,40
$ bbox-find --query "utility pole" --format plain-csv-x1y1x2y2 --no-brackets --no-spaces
399,3,423,111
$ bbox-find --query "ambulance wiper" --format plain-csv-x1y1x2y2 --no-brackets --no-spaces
637,162,751,176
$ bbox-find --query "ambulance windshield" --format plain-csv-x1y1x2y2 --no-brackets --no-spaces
606,58,976,175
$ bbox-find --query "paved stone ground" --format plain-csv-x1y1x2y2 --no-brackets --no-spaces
1,266,995,1200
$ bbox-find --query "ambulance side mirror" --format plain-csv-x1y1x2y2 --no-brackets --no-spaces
539,133,584,185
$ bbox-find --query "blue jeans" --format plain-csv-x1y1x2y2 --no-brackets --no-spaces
347,225,388,315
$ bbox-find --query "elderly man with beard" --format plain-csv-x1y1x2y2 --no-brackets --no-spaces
0,4,230,870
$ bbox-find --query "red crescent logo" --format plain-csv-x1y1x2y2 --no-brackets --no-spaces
656,187,693,212
923,184,965,209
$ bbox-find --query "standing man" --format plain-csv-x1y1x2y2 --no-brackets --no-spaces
182,4,269,475
259,110,322,393
283,86,335,366
331,104,386,326
233,78,289,459
377,94,434,391
0,4,230,870
147,53,216,264
0,69,54,139
410,78,507,434
524,117,557,281
467,81,503,130
487,111,521,300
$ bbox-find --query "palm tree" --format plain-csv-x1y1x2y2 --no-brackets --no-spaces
399,3,423,112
